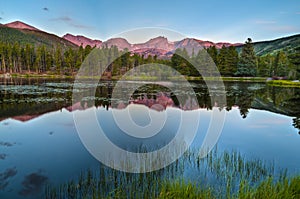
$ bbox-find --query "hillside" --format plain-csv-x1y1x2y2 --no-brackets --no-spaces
1,20,299,57
0,23,77,49
237,34,300,56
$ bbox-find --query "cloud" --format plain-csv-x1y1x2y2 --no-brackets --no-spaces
248,124,268,129
71,23,92,29
253,20,300,33
267,25,300,32
296,12,300,15
51,16,92,29
255,20,277,24
43,7,49,11
53,16,72,22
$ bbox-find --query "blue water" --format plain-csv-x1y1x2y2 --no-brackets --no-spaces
0,106,299,198
0,79,300,198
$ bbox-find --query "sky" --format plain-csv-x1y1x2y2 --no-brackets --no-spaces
0,0,299,43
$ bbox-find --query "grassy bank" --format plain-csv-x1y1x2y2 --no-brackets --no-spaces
186,76,266,82
267,80,300,88
45,175,300,199
8,73,74,79
158,176,300,199
44,148,299,199
6,73,267,82
5,74,300,88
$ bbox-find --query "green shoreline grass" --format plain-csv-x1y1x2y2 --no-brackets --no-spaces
267,80,300,88
158,177,300,199
5,73,267,81
45,174,300,199
4,74,300,87
44,148,300,199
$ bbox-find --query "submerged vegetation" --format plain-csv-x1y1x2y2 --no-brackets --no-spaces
44,148,300,199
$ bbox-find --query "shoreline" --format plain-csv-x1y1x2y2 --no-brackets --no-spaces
1,73,300,87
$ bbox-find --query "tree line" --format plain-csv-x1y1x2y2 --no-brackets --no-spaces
0,38,299,79
171,38,299,79
0,42,93,75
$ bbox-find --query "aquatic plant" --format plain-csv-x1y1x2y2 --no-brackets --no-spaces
44,147,299,199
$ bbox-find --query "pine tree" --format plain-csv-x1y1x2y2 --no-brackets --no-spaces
217,45,228,75
236,38,257,76
7,44,13,73
206,46,218,64
214,45,239,76
45,51,53,71
273,51,288,77
0,43,6,73
54,45,62,75
171,48,183,71
226,46,239,75
288,46,300,79
195,49,214,76
257,55,273,77
64,47,75,74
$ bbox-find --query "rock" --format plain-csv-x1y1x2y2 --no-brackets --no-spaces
4,73,11,78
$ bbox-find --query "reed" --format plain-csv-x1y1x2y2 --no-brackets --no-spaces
44,147,299,199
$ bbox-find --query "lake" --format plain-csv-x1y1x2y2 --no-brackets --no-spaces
0,78,299,198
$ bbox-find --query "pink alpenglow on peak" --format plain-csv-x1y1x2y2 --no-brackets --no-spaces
62,34,102,48
4,21,40,31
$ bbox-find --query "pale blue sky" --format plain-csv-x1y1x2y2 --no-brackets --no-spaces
1,0,299,43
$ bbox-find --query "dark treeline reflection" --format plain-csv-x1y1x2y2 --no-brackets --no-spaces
0,78,299,133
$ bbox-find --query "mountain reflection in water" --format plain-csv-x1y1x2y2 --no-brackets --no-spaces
0,78,299,133
0,78,300,198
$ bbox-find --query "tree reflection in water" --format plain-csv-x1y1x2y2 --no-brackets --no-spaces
0,78,300,134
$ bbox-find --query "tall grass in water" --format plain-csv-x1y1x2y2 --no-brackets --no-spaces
44,148,300,199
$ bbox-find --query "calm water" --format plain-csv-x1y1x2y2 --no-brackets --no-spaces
0,78,299,198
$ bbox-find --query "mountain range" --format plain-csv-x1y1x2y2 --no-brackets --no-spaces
0,21,77,49
1,20,300,57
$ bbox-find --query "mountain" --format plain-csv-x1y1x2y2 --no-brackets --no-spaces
131,37,174,58
252,34,300,56
1,20,299,57
102,37,132,50
64,34,243,57
63,34,241,56
5,21,40,31
132,48,170,58
236,34,300,56
174,38,205,54
216,42,242,48
0,21,77,49
134,36,174,51
63,33,102,48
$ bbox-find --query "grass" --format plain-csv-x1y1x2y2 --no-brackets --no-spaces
157,176,300,199
267,80,300,88
9,73,74,79
236,177,300,199
44,147,300,199
171,76,267,82
158,180,214,199
6,73,269,82
10,74,298,88
221,77,266,82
